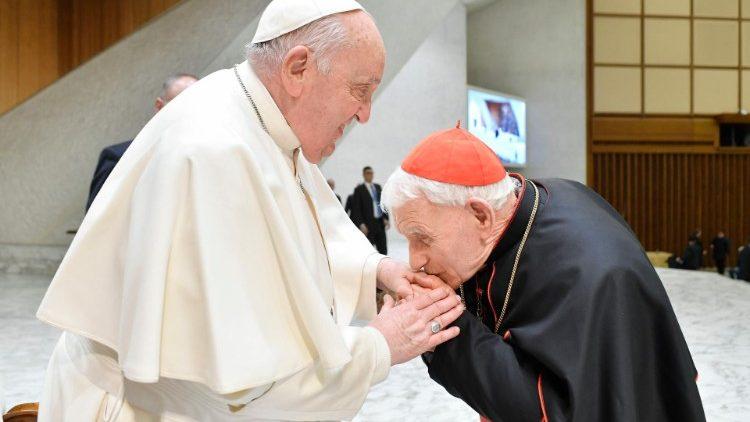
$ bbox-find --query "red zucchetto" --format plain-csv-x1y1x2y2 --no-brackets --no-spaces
401,123,507,186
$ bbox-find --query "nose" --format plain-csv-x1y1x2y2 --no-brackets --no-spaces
355,101,372,124
408,241,428,271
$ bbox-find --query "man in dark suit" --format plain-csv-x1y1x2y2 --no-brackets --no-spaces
350,166,388,254
710,231,730,275
86,140,133,210
344,194,354,215
668,236,702,270
86,73,198,210
739,243,750,281
730,241,750,281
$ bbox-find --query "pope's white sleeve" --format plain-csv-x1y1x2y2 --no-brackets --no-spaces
216,325,391,420
351,253,386,322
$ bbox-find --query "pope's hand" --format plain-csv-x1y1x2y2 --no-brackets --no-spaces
376,258,417,300
369,288,463,365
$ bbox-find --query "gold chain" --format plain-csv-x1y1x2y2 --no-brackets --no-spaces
235,65,305,195
459,181,540,334
494,181,539,333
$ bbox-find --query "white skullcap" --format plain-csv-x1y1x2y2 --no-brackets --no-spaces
251,0,365,44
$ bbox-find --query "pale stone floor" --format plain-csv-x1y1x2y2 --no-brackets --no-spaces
1,241,748,420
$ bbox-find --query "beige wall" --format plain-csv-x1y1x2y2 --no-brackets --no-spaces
0,0,184,116
0,0,464,272
322,2,467,244
593,0,750,115
0,0,270,250
467,0,587,182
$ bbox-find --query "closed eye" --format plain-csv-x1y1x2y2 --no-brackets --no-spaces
349,84,371,102
415,234,432,246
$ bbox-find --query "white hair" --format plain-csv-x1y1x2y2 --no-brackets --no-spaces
246,14,352,76
381,167,517,213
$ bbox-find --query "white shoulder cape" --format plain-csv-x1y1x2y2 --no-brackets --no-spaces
37,62,380,395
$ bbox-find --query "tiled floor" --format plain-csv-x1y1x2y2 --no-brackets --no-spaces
1,240,748,420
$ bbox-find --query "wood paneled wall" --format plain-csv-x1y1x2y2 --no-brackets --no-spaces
587,0,750,266
0,0,182,115
592,151,750,265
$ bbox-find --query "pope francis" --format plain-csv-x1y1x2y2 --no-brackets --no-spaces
35,0,464,420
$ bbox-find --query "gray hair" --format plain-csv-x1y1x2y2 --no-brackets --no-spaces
161,73,197,97
246,14,352,76
381,168,517,213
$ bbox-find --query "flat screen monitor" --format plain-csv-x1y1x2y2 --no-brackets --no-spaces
467,85,526,167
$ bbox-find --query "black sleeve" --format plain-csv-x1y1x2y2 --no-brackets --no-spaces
86,155,117,211
426,313,546,421
376,184,388,220
350,187,363,227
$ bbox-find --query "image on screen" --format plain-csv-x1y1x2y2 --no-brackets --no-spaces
467,86,526,167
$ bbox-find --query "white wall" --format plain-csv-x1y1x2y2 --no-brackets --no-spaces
322,3,468,243
467,0,586,182
0,0,457,246
0,0,270,247
0,0,462,272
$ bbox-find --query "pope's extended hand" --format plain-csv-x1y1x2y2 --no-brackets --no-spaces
369,288,463,365
410,272,456,299
376,258,418,300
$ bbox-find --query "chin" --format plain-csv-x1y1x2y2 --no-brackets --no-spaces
299,147,321,164
431,270,463,290
448,279,464,290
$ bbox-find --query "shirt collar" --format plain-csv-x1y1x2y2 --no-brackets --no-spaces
487,174,546,262
235,60,301,154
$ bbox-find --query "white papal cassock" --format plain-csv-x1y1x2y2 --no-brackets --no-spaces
36,61,391,421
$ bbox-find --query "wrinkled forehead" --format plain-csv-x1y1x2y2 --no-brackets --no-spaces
335,46,384,83
333,12,385,79
393,197,456,232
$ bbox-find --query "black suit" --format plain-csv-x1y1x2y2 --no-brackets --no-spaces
711,236,730,274
86,140,132,210
350,183,388,254
738,245,750,281
344,194,355,225
423,179,704,421
668,243,702,270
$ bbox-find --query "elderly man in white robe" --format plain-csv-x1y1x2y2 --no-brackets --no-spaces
35,0,463,420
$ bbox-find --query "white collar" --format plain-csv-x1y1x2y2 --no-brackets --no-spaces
235,60,301,154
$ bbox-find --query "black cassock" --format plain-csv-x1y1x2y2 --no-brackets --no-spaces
424,177,704,421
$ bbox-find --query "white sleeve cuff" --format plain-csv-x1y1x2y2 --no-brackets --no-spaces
364,326,391,386
353,253,386,322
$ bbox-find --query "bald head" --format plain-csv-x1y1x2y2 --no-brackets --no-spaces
340,10,385,62
247,10,383,77
155,73,198,112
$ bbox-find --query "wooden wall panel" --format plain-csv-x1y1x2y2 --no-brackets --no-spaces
587,0,750,267
0,0,21,113
0,0,182,116
18,0,59,99
591,152,750,266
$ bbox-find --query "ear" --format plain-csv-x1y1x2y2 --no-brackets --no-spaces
280,45,313,98
154,97,165,112
466,198,496,240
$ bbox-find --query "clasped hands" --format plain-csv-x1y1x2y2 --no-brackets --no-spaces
369,258,464,365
